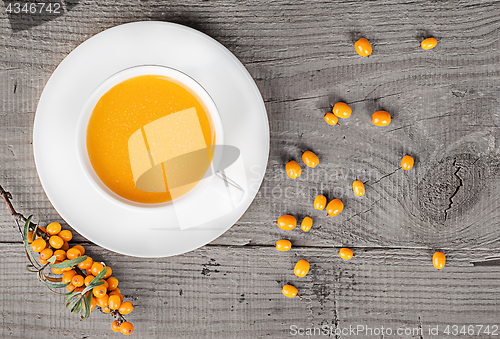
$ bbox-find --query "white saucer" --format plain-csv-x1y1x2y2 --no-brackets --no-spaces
33,22,269,257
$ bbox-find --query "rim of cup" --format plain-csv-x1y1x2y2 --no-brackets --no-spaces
75,64,224,211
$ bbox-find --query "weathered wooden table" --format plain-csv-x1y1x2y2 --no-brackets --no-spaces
1,1,500,338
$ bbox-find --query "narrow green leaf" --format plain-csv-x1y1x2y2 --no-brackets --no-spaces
39,280,69,289
47,256,56,264
50,255,87,269
89,266,107,286
32,223,39,242
46,288,74,296
82,292,92,319
23,216,41,270
65,290,82,303
72,298,83,314
41,275,62,283
25,264,38,273
66,294,82,310
82,281,103,295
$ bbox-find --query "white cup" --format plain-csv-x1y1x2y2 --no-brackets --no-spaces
76,65,227,212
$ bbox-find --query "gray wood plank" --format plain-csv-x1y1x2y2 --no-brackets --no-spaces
2,0,500,248
1,243,499,339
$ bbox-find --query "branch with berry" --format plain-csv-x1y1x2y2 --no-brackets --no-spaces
0,184,135,335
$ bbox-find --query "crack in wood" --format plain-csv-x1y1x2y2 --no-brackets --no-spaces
418,315,425,339
368,168,400,186
444,160,463,221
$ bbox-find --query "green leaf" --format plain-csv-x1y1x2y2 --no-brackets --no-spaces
32,223,39,242
47,256,56,264
23,216,41,270
66,290,82,303
25,264,38,273
82,291,92,319
66,294,82,310
72,298,83,314
50,255,87,269
89,265,107,286
39,279,69,289
82,281,103,295
46,288,74,296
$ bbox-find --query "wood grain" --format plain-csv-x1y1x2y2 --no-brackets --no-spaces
1,0,500,338
1,243,500,339
1,0,500,249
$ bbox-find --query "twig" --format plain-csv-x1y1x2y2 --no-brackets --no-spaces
0,184,43,238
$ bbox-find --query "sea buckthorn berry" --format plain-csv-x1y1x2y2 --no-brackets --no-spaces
67,283,75,292
433,251,446,270
27,231,34,243
46,222,61,235
314,195,327,210
39,248,53,262
102,306,111,314
78,256,93,270
275,239,292,252
62,270,76,284
110,292,124,303
277,215,297,231
107,277,119,291
31,238,46,253
110,288,121,296
354,37,372,57
39,257,49,265
294,259,310,278
421,37,438,50
49,235,64,249
52,266,64,275
72,275,84,287
91,262,104,276
352,180,365,197
54,249,66,261
66,247,82,260
401,155,414,171
111,320,121,333
120,322,134,336
302,151,319,168
282,284,299,298
285,160,301,179
103,266,112,279
324,112,339,126
301,216,313,232
84,275,95,286
339,247,354,260
73,245,85,255
96,294,109,308
61,242,69,251
93,285,107,298
371,110,391,127
100,280,109,290
109,295,122,310
332,102,352,119
119,301,134,315
58,230,72,242
326,199,344,217
86,268,92,275
37,226,46,233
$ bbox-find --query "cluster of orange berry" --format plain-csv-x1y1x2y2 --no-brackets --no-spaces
278,36,445,299
28,221,135,335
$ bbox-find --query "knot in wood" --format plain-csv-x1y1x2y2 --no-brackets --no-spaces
417,153,483,224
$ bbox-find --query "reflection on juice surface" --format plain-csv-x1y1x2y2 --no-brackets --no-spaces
86,75,215,204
